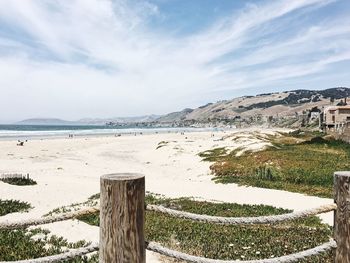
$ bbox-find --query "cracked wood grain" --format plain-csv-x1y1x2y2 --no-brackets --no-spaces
100,173,145,263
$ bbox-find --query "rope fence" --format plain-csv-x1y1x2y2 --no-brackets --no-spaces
0,243,99,263
1,171,349,262
0,203,336,230
0,240,336,263
146,203,336,225
0,202,337,262
146,239,337,263
0,206,99,229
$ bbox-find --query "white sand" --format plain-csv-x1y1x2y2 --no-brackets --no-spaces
0,128,333,262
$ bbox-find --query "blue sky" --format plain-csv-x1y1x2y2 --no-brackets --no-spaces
0,0,349,122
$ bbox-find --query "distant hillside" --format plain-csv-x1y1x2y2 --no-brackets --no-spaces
157,108,193,123
17,87,350,128
16,118,77,125
156,87,350,124
78,115,160,125
17,115,161,126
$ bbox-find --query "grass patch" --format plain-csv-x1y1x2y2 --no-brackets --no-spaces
0,199,31,216
0,177,37,186
45,196,98,217
202,131,350,198
0,228,98,262
0,198,97,262
198,147,227,162
77,194,333,262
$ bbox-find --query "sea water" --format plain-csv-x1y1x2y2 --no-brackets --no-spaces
0,125,220,140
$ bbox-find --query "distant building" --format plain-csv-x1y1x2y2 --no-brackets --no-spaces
323,105,350,132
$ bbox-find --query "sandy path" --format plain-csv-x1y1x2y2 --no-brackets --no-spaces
0,129,333,262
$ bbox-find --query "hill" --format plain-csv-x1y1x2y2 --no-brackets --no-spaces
16,118,77,125
77,115,160,125
16,87,350,128
156,87,350,127
17,115,160,126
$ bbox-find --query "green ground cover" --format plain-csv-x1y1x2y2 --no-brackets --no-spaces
0,194,332,262
0,199,31,216
77,194,333,262
200,131,350,198
0,177,37,186
0,229,97,262
0,198,97,262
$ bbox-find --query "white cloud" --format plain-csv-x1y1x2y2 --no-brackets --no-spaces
0,0,348,121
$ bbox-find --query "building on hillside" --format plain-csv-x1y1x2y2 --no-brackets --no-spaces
323,105,350,132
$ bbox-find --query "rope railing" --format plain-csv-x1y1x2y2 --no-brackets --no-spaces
0,206,99,229
0,239,335,263
2,172,349,262
0,243,99,263
0,203,336,230
0,203,337,262
146,203,337,225
146,239,337,263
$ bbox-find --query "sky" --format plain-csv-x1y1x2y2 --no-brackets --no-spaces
0,0,349,122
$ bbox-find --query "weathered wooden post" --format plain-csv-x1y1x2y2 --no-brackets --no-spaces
100,173,145,263
334,171,350,262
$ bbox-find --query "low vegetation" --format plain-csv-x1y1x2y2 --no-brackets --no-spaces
0,228,98,262
0,200,97,262
44,194,99,217
0,177,37,186
1,194,333,262
77,194,332,262
0,199,31,216
200,130,350,197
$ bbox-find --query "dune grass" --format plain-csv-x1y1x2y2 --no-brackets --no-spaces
200,131,350,198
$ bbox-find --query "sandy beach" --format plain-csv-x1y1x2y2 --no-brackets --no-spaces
0,128,334,262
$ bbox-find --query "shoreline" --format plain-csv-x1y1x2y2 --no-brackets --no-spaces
0,126,227,141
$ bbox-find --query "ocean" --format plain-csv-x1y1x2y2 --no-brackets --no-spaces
0,124,218,139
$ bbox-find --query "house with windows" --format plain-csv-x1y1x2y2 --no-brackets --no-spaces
323,105,350,132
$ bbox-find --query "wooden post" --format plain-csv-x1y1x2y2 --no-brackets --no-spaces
100,173,145,263
334,171,350,262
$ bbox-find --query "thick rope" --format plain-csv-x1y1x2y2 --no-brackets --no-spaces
0,243,98,263
0,203,336,229
0,239,335,263
0,206,99,229
146,239,336,263
146,203,336,225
